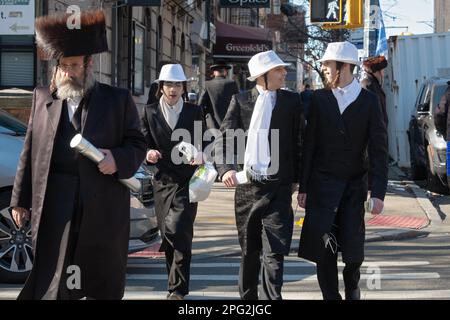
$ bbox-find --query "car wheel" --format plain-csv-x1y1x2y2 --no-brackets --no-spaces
0,190,32,283
425,150,449,195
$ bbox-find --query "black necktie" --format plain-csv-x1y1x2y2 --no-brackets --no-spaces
71,101,83,132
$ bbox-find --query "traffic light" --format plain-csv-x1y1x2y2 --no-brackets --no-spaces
310,0,344,24
310,0,364,29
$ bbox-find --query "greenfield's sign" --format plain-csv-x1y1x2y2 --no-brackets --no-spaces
0,0,34,35
220,0,270,8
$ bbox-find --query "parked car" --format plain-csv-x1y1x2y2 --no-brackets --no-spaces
0,109,159,283
408,77,450,194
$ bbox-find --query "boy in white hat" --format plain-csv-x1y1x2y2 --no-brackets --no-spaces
140,64,205,300
214,50,304,300
297,42,388,300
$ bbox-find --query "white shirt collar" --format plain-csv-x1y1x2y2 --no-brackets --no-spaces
332,78,362,114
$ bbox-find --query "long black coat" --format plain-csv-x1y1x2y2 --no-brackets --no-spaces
214,88,304,255
298,88,388,264
140,101,205,252
198,76,239,129
10,83,146,299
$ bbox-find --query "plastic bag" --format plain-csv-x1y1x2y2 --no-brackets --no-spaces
189,163,218,203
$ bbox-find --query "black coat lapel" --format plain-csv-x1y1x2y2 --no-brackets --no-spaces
173,103,192,131
269,90,283,130
46,94,62,134
82,82,107,135
155,103,175,138
326,90,348,136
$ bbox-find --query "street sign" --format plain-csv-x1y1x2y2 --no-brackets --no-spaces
310,0,343,24
0,0,35,35
220,0,271,8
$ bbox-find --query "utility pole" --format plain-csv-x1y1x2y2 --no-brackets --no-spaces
363,0,382,58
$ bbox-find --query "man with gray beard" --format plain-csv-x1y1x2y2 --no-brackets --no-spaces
10,10,146,300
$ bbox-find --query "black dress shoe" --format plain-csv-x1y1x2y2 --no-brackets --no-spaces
167,292,184,300
345,288,361,300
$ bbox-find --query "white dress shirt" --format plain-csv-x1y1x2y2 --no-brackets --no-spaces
332,78,362,114
67,96,82,122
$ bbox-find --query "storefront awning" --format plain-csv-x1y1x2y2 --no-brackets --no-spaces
213,21,272,59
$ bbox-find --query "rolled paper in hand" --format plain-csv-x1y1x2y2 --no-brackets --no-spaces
70,134,141,192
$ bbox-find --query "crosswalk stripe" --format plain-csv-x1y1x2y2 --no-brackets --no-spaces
126,272,440,281
127,261,430,268
0,289,449,300
1,289,448,300
122,289,450,300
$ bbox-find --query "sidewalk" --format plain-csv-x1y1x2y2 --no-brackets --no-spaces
364,165,432,242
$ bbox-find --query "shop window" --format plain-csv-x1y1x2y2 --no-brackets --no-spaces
180,33,186,66
171,26,177,61
132,21,145,96
156,16,162,69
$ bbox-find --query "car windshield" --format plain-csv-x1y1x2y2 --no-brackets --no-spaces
0,111,27,136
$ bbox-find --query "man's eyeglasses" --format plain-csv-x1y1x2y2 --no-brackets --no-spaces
58,64,85,72
164,81,183,88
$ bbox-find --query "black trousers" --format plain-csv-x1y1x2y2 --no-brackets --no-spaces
165,245,192,296
239,250,284,300
316,248,362,300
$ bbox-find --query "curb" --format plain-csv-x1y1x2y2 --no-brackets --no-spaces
365,229,430,242
407,182,443,225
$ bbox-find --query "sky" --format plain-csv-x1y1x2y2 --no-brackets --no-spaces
380,0,434,38
292,0,434,38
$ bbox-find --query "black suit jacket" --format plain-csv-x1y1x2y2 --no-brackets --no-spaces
214,88,304,185
140,101,206,184
299,88,388,200
198,76,239,129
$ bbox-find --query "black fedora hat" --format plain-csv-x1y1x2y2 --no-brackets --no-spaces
210,60,231,71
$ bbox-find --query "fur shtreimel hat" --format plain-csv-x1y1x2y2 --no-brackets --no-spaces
35,9,108,59
363,55,388,72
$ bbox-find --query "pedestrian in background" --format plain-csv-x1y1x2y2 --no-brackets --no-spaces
198,61,239,130
361,55,388,127
433,81,450,187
